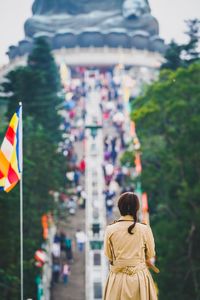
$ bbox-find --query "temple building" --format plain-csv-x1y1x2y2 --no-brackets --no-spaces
7,0,165,61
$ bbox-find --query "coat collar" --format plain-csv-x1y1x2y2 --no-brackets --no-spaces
118,215,134,221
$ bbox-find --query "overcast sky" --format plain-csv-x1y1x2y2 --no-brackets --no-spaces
0,0,199,65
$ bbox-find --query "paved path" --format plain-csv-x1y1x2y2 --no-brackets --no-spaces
51,207,85,300
51,136,85,300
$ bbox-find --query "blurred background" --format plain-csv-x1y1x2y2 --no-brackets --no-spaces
0,1,199,300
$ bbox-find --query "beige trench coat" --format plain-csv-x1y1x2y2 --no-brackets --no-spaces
103,215,158,300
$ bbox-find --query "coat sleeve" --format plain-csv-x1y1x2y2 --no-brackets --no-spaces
144,225,156,260
104,227,113,262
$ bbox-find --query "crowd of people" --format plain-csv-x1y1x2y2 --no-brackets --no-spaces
51,228,86,285
51,66,134,290
96,68,134,218
51,70,89,287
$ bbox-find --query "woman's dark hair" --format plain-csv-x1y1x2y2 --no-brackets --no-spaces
118,192,139,235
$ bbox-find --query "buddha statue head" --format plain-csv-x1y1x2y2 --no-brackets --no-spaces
32,0,150,17
122,0,150,19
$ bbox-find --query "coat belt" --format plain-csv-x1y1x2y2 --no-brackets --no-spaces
110,260,146,276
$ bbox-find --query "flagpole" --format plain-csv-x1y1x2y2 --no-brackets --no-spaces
19,102,23,300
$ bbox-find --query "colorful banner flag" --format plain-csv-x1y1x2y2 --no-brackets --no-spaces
142,192,148,212
134,152,142,174
0,106,22,192
130,121,136,137
41,214,48,239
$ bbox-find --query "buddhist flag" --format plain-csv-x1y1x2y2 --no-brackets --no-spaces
141,193,149,224
41,214,48,240
142,193,148,212
130,121,136,137
134,152,142,174
0,106,22,192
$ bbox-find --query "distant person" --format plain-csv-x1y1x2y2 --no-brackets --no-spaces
103,192,159,300
80,190,87,209
78,195,85,209
115,168,124,186
68,197,77,215
106,198,114,218
104,163,114,186
79,157,86,173
52,262,61,283
65,235,74,262
53,232,61,244
73,169,80,186
52,242,61,259
62,262,71,285
60,231,66,251
104,136,109,151
75,229,86,252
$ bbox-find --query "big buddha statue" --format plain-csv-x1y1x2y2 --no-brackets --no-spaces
25,0,159,38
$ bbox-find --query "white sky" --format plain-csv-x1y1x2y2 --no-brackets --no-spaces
0,0,199,65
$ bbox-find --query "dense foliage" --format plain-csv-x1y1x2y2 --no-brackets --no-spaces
131,62,200,299
0,38,65,299
162,19,200,70
3,38,61,140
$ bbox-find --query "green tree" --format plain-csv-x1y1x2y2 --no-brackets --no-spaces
2,38,62,140
162,19,200,70
184,19,200,63
131,63,200,299
161,40,184,70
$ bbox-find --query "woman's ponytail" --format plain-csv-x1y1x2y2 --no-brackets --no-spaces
118,192,139,235
128,210,137,235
